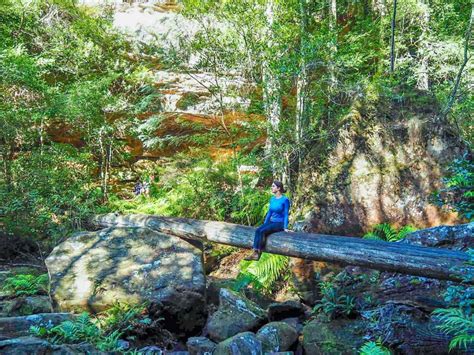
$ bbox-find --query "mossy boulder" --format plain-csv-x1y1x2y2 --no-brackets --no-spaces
256,321,298,352
46,227,206,335
214,332,262,355
0,296,52,317
207,288,266,342
295,116,465,235
187,336,216,354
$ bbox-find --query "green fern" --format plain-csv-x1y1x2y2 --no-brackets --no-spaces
433,249,474,352
2,274,49,296
433,307,474,351
96,329,123,351
312,281,356,320
97,302,146,334
363,223,417,242
235,253,290,292
359,341,391,354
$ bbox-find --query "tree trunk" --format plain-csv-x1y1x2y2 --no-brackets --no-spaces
416,0,430,91
296,0,310,167
90,214,473,284
263,0,283,178
441,2,473,124
329,0,337,91
390,0,398,73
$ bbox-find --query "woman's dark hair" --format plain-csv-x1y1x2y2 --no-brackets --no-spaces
273,180,286,193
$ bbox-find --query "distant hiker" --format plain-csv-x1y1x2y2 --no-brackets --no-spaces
134,180,142,196
245,180,291,261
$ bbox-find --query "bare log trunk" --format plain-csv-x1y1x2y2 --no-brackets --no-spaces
90,214,473,284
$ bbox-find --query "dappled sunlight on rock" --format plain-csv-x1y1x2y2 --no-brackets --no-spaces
46,227,207,335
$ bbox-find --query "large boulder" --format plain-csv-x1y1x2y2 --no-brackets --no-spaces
294,114,465,236
256,321,298,352
0,313,73,340
46,227,206,335
206,289,266,342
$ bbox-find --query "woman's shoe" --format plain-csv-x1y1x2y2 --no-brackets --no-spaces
244,250,261,261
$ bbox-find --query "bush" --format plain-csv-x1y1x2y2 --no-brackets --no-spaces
433,153,474,221
109,153,271,226
30,303,151,352
432,249,474,352
234,253,290,293
312,281,356,320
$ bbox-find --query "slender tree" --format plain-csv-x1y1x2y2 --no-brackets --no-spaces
416,0,430,91
390,0,398,73
262,0,285,180
295,0,310,166
441,2,474,125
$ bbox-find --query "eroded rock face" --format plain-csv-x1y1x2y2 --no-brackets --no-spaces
295,116,465,235
206,289,266,342
46,227,206,335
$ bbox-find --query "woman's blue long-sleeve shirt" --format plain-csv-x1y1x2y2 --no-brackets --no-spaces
264,195,290,229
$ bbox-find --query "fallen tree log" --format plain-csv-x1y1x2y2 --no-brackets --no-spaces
90,214,473,284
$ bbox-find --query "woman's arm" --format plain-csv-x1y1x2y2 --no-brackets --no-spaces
264,208,271,224
283,198,290,230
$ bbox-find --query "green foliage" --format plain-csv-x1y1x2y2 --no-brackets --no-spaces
433,249,474,352
363,223,417,242
30,302,148,351
234,253,290,293
0,145,103,242
433,307,474,351
96,302,147,335
109,153,271,225
312,281,356,320
359,341,391,355
0,0,157,242
433,153,474,221
2,274,49,296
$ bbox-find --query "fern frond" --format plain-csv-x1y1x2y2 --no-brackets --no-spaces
237,253,289,292
359,341,391,355
396,225,417,240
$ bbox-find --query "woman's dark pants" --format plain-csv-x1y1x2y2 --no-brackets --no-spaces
253,222,284,252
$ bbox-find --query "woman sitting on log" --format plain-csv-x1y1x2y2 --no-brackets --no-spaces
245,180,291,261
